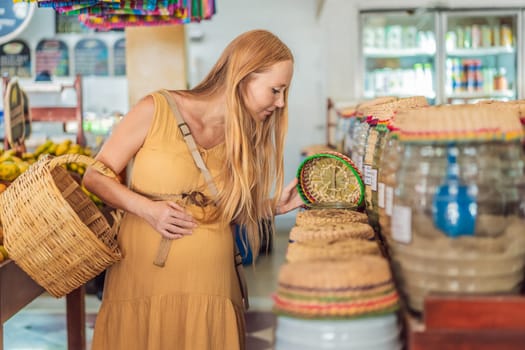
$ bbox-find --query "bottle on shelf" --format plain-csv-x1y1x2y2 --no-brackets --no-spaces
493,67,508,91
500,24,513,47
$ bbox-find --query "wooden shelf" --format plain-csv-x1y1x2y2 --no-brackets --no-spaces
2,75,86,150
0,259,43,324
0,260,86,350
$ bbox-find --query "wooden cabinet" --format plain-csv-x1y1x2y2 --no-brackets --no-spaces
405,295,525,350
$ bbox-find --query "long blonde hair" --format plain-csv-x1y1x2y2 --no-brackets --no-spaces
191,30,293,257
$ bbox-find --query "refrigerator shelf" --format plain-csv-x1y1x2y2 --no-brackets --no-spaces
360,9,522,104
363,47,436,58
447,46,515,57
446,90,515,99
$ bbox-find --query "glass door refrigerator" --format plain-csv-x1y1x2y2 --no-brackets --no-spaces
442,9,522,104
359,9,439,105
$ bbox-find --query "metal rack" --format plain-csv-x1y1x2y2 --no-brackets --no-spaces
2,75,86,150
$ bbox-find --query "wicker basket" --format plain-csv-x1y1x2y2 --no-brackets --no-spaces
0,153,122,297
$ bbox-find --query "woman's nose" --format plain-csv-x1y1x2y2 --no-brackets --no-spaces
275,93,285,108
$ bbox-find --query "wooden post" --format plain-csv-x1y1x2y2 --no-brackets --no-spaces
66,286,86,350
125,25,187,107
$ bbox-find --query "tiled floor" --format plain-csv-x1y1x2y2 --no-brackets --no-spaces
3,217,295,350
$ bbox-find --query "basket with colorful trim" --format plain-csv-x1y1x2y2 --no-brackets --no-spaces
297,151,364,209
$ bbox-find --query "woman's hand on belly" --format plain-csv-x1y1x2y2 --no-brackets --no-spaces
144,200,197,239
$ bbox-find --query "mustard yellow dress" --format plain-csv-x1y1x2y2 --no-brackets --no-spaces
92,91,246,350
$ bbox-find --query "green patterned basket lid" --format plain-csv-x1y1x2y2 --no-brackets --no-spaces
297,151,364,209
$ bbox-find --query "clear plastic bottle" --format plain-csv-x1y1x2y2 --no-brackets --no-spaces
383,105,525,313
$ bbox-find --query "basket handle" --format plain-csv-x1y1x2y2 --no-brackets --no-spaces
48,154,119,181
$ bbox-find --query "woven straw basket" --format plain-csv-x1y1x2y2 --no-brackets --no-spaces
0,153,122,297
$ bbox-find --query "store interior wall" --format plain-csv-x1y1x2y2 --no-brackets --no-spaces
12,9,129,116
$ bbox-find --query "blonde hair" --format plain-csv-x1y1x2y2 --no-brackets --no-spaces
191,30,293,257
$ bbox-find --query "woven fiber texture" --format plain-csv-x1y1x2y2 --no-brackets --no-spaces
286,239,380,263
297,152,364,208
278,256,393,292
1,154,122,297
289,223,375,242
273,257,399,318
295,209,368,227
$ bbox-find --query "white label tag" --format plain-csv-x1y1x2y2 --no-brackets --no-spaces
363,165,372,186
385,186,394,216
392,205,412,243
378,182,385,208
370,168,378,191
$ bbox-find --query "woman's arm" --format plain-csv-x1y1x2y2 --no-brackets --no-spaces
82,95,196,239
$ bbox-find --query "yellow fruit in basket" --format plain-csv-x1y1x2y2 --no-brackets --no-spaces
34,140,53,156
11,156,23,163
0,183,7,193
0,150,15,163
55,140,72,156
17,161,29,173
21,152,35,161
67,144,82,155
47,143,58,155
83,148,92,156
0,245,8,260
77,165,86,176
69,163,79,172
0,162,21,181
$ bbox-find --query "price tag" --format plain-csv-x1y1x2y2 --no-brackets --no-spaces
370,167,378,191
378,182,385,208
363,165,372,186
392,205,412,243
4,78,26,147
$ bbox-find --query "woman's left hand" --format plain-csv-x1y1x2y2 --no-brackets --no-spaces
276,178,304,215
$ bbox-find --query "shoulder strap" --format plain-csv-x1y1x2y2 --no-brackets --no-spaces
158,89,219,197
156,90,250,311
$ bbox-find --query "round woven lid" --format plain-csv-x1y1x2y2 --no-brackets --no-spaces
286,239,380,263
289,223,375,242
278,256,392,291
295,209,368,227
297,152,364,208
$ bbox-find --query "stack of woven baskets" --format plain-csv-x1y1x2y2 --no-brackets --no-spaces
273,209,402,350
